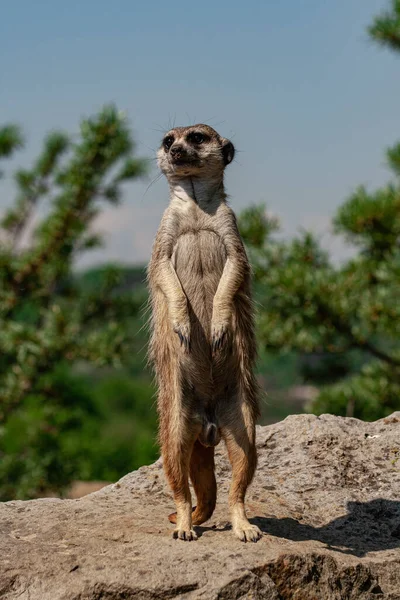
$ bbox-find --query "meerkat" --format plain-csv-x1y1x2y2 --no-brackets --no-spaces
147,124,262,543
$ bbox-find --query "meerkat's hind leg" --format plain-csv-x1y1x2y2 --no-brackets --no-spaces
162,420,199,541
168,440,217,526
222,405,262,543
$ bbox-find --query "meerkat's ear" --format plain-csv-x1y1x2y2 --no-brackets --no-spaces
221,139,235,166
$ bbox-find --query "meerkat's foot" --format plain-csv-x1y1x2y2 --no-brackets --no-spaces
233,520,262,543
173,528,198,541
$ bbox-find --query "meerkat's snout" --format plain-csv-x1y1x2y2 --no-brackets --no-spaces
169,143,195,165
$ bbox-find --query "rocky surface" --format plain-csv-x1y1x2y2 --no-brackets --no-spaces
0,413,399,600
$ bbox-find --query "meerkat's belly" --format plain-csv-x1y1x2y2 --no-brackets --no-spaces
172,230,227,327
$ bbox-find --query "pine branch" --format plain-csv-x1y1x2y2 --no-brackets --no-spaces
6,106,142,311
369,0,400,51
317,299,400,366
333,185,400,258
1,132,69,248
387,143,400,176
358,339,400,366
0,125,24,159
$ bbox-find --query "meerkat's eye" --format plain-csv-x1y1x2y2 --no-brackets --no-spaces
187,132,206,144
163,136,174,150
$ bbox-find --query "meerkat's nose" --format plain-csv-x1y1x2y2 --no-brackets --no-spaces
170,145,185,158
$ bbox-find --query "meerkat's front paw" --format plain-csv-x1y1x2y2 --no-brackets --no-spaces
211,319,229,354
173,321,191,352
233,523,262,543
173,528,198,541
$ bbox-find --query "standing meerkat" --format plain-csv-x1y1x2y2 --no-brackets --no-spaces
148,124,261,543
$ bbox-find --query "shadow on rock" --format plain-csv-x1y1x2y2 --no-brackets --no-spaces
253,498,400,557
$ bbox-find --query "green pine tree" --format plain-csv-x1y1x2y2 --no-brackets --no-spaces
0,106,147,499
239,1,400,421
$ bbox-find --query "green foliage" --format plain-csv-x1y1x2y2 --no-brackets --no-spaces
334,185,400,258
0,125,24,160
0,106,151,499
240,197,400,420
239,4,400,420
0,125,24,179
312,359,400,421
0,365,96,500
0,365,158,501
368,0,400,51
75,373,158,481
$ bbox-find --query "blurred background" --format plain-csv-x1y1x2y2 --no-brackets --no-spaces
1,0,400,501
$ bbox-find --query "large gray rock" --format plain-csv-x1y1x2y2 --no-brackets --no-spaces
1,413,399,600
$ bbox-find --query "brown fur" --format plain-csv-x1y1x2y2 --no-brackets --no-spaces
147,124,262,542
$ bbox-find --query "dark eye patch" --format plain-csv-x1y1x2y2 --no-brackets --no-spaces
186,132,209,144
163,136,174,149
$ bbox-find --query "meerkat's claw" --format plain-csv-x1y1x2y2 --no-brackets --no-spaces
173,528,198,541
211,324,228,354
233,523,262,543
173,323,191,352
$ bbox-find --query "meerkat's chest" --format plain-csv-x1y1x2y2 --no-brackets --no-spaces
172,227,227,277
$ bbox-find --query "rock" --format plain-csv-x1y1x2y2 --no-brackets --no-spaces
0,413,399,600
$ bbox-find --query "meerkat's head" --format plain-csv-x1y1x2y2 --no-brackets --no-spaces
157,124,235,180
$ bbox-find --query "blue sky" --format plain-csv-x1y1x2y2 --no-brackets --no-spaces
1,0,399,266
